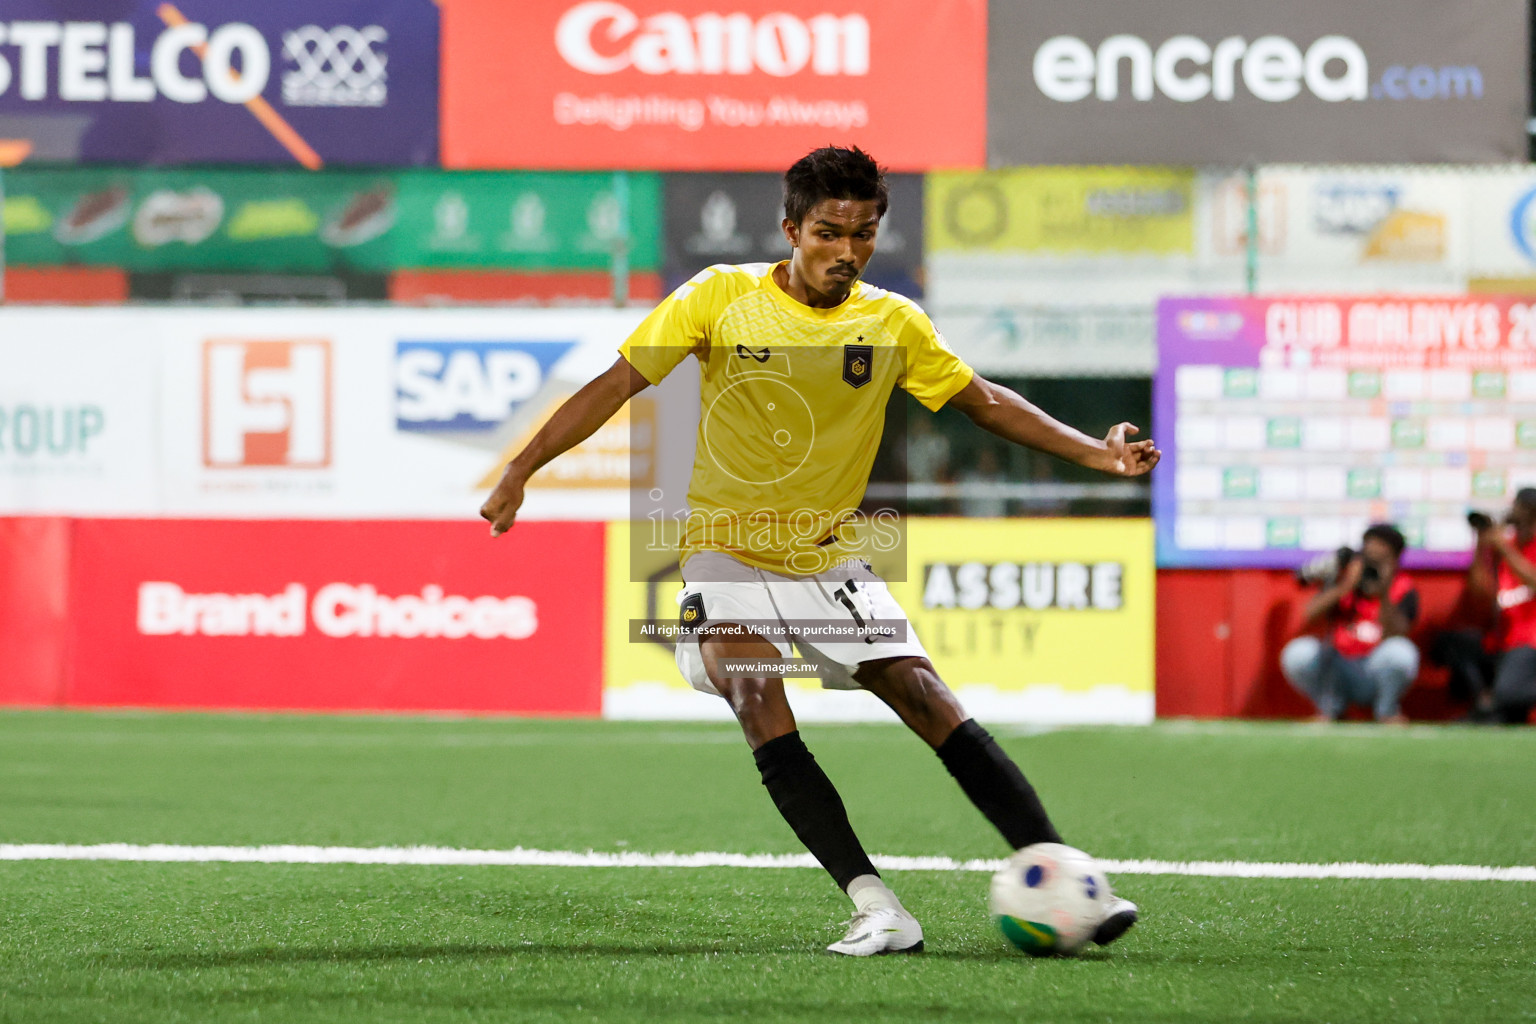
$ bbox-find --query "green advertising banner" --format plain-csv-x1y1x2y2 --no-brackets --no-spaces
1,169,661,273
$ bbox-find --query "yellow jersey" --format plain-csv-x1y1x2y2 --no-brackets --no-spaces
619,261,974,575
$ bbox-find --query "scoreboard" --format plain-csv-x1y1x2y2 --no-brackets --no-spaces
1154,296,1536,569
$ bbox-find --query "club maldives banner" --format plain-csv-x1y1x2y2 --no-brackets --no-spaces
605,518,1154,724
2,168,662,272
0,0,438,167
0,307,651,520
1154,296,1536,570
988,0,1527,164
439,0,986,171
0,518,603,713
662,171,922,293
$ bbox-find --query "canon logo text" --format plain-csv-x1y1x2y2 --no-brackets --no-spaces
137,582,539,640
1034,34,1367,104
555,2,869,77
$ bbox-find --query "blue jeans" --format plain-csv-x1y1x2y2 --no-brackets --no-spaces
1280,635,1420,721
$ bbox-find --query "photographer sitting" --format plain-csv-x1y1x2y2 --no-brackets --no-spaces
1467,489,1536,724
1280,524,1420,724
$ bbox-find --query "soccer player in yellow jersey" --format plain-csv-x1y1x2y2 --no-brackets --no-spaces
482,147,1160,956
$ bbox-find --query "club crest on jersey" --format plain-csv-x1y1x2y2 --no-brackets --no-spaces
842,344,873,388
679,592,707,634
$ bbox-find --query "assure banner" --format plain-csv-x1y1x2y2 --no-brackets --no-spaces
64,519,604,714
0,0,439,166
988,0,1527,164
1155,295,1536,569
604,518,1154,724
440,0,986,171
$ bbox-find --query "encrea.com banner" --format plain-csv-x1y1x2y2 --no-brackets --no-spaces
0,0,439,166
440,0,986,171
1155,296,1536,569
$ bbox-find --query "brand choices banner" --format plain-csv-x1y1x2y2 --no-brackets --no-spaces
0,0,439,166
440,0,986,171
0,307,650,519
6,519,601,713
3,168,662,273
988,0,1527,164
605,518,1154,724
1155,295,1536,569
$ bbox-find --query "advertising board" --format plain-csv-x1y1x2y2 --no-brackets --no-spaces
64,519,604,714
0,307,650,519
604,518,1154,723
2,168,662,273
1155,295,1536,569
0,0,438,166
988,0,1527,164
440,0,986,171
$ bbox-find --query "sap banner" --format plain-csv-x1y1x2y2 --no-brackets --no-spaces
0,307,650,518
439,0,985,171
988,0,1527,164
605,518,1154,724
0,0,438,166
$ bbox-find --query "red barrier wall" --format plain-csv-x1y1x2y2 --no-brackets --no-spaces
0,518,604,716
1156,568,1484,720
0,517,72,705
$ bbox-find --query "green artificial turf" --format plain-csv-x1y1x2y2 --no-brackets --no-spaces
1,711,1533,1023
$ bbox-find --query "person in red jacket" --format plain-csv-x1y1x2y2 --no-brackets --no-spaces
1469,488,1536,724
1281,524,1420,723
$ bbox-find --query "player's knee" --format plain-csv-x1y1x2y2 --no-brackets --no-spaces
1280,636,1322,683
1373,637,1420,680
714,676,780,723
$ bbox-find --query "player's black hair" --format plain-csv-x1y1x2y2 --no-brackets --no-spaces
1362,523,1407,558
1515,487,1536,511
783,146,889,227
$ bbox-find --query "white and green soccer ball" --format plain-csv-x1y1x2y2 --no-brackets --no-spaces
989,843,1109,957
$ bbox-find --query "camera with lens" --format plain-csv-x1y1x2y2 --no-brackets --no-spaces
1467,510,1494,532
1296,546,1357,586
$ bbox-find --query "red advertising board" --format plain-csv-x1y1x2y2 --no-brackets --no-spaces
64,519,604,715
439,0,986,171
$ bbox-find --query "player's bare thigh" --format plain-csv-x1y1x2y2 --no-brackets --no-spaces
854,656,967,749
699,622,798,749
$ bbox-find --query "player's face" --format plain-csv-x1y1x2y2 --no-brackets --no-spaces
785,199,880,300
1511,500,1536,541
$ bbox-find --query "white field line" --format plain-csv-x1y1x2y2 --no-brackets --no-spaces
0,844,1533,882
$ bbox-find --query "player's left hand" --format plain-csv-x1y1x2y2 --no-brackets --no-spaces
1102,422,1161,477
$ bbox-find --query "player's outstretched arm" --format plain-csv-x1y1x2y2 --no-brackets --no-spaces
946,374,1161,477
479,356,651,537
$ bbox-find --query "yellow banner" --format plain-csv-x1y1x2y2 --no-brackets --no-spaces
603,518,1154,724
926,167,1194,255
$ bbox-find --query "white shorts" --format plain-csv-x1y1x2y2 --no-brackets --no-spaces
673,550,929,696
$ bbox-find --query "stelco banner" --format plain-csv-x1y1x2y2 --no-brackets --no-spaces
0,0,438,166
662,171,922,293
2,168,662,272
605,518,1154,724
440,0,986,171
988,0,1527,164
1155,295,1536,570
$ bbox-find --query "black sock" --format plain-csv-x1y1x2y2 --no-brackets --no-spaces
753,731,877,891
936,719,1062,849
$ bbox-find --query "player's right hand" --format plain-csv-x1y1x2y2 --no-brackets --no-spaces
1338,556,1364,591
479,468,526,538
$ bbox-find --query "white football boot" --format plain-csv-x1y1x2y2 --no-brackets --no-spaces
1092,895,1139,946
826,905,925,956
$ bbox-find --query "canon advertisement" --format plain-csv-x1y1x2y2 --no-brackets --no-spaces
441,0,986,171
0,0,439,166
988,0,1527,164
